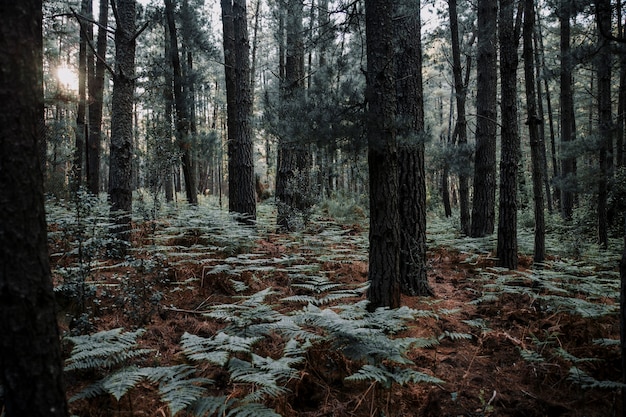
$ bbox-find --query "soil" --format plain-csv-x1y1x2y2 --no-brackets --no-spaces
51,216,623,417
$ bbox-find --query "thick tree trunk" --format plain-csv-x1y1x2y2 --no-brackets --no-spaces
524,0,545,263
87,0,108,195
471,0,498,237
109,0,137,244
496,0,520,270
394,0,431,296
0,2,69,415
365,0,400,310
165,0,198,205
222,0,257,221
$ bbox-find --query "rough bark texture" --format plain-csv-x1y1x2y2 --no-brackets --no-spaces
0,2,69,415
365,0,400,310
560,0,576,220
88,0,106,194
471,0,498,237
275,0,311,231
448,0,471,235
108,0,136,243
596,0,612,248
394,0,431,296
165,0,198,205
496,0,519,270
223,0,257,221
523,0,545,263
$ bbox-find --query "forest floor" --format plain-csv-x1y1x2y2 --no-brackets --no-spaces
49,199,624,417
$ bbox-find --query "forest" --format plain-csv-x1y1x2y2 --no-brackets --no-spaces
1,0,626,416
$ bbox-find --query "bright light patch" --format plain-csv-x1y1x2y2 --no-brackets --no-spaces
56,65,78,91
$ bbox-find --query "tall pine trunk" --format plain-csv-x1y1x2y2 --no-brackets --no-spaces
496,0,520,269
109,0,137,244
165,0,198,205
471,0,498,237
560,0,576,220
523,0,545,263
365,0,400,310
395,0,431,296
87,0,108,195
222,0,257,221
0,2,69,415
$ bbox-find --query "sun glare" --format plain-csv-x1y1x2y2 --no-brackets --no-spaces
56,65,79,91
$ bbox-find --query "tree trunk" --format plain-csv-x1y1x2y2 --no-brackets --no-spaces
275,0,311,231
560,0,576,220
0,2,69,415
87,0,108,195
165,0,198,205
222,0,257,221
596,0,612,248
471,0,498,237
496,0,520,269
365,0,400,310
523,0,545,263
74,0,90,191
394,0,431,296
448,0,472,235
108,0,137,245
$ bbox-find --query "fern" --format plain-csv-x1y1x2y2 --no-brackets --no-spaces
568,367,626,390
518,348,545,364
64,328,152,371
346,364,443,389
144,365,211,415
438,331,473,341
182,332,263,365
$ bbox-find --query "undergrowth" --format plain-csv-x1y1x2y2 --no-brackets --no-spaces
47,194,624,416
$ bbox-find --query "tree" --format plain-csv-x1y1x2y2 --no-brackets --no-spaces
109,0,138,244
0,2,69,416
165,0,198,205
523,0,545,263
365,0,400,310
496,0,520,269
222,0,257,221
394,0,432,296
471,0,498,237
275,0,312,231
447,0,473,236
596,0,612,248
559,0,576,220
87,0,109,194
73,0,91,191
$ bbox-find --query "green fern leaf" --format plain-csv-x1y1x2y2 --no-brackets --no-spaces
226,402,282,417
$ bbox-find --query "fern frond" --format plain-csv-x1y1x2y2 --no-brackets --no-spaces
100,367,147,401
568,366,626,389
146,365,211,415
65,328,152,371
188,395,234,417
593,338,620,347
225,402,282,417
518,348,545,363
438,331,473,341
182,332,262,365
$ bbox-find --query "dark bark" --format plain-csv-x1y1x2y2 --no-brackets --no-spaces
448,0,472,235
394,0,431,296
524,0,546,263
165,0,198,205
275,0,311,231
621,214,626,412
560,0,576,220
108,0,136,243
74,0,90,191
87,0,108,195
471,0,498,237
0,2,69,415
596,0,612,249
222,0,257,221
163,17,175,202
365,0,400,310
496,0,520,270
